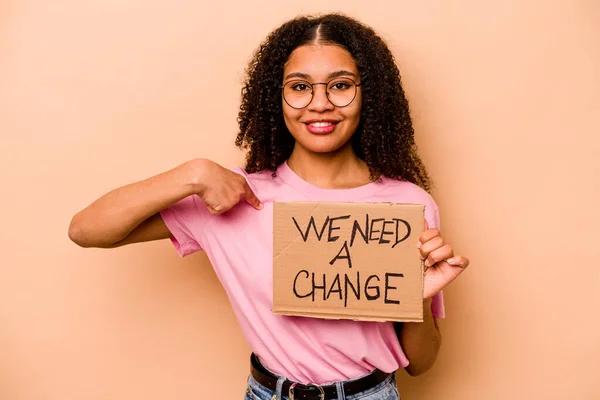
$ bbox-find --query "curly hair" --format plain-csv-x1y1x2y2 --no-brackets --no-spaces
235,13,432,192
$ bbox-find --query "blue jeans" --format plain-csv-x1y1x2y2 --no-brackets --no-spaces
244,373,401,400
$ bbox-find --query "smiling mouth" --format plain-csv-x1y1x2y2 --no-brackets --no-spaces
305,120,339,135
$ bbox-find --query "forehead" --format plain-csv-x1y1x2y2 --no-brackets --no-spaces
284,45,358,78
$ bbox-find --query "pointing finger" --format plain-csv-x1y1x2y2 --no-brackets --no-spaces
243,181,263,210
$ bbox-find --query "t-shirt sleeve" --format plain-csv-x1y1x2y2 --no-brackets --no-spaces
159,195,209,257
425,198,446,319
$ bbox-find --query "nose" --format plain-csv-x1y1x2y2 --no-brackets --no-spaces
307,83,334,111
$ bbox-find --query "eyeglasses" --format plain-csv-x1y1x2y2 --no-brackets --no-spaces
280,77,363,109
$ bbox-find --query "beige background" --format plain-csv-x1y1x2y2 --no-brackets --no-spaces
1,0,599,399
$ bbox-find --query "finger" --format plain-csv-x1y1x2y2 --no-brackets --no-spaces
242,181,263,210
425,244,454,267
206,205,220,215
206,203,224,215
419,236,444,260
417,219,430,249
200,194,225,215
418,228,440,248
446,255,470,268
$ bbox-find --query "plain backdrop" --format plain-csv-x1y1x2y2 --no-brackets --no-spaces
1,1,599,399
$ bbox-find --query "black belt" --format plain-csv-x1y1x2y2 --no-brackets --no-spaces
250,353,392,400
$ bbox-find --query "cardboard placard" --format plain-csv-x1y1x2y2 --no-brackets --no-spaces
272,201,425,322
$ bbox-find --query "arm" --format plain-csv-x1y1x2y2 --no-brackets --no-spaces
397,223,469,376
399,298,441,376
68,160,201,248
68,158,263,248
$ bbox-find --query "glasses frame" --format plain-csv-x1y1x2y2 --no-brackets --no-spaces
280,77,364,109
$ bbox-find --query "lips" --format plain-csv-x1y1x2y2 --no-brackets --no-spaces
305,120,339,135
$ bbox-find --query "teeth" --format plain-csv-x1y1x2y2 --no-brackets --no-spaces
310,122,333,127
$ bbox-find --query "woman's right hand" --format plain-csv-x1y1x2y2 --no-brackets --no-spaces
191,159,263,215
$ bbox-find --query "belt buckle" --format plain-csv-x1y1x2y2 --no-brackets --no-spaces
288,382,325,400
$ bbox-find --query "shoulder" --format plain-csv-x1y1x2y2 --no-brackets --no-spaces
231,165,275,183
229,165,278,189
376,177,441,228
378,177,438,207
229,165,282,202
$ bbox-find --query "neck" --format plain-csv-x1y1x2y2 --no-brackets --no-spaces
286,143,372,189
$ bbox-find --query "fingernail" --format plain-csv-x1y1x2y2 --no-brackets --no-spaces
417,241,422,249
424,259,430,267
447,258,455,264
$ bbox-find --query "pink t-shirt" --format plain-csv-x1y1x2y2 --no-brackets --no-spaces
159,161,445,385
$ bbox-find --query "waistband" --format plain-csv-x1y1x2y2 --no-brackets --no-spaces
249,353,392,400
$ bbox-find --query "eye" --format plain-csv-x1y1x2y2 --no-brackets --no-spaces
290,82,311,91
330,81,352,90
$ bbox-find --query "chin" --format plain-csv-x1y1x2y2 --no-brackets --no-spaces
295,136,351,155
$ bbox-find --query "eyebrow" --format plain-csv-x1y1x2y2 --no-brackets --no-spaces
284,69,357,81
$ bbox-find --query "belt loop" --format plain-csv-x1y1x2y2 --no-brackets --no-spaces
335,381,346,400
275,376,285,400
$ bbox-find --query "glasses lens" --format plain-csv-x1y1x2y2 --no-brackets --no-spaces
327,78,357,107
283,80,313,109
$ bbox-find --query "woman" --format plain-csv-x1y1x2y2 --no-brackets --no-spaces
69,13,469,400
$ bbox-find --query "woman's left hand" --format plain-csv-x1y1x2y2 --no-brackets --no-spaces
418,222,470,299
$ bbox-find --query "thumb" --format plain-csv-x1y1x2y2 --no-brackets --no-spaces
243,182,263,210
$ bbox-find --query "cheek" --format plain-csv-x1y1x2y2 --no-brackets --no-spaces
344,103,362,127
347,94,362,121
282,106,303,130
